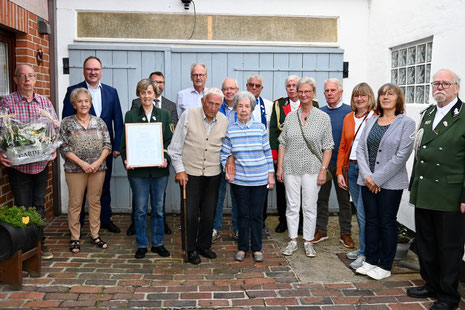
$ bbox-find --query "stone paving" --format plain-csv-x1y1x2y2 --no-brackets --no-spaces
0,214,464,309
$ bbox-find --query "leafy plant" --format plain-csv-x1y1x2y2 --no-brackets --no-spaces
0,206,45,228
397,222,411,243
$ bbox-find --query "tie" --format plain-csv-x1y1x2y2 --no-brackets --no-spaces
155,98,160,108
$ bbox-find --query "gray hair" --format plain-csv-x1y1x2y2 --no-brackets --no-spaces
285,75,300,87
324,78,343,91
432,69,461,85
222,77,238,89
247,74,263,85
233,91,256,112
203,87,224,101
14,64,35,76
190,63,207,75
297,77,317,91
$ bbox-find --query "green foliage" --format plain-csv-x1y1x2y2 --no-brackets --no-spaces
397,222,411,243
0,205,45,228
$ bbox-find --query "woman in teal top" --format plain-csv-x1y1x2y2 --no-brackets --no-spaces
120,79,173,259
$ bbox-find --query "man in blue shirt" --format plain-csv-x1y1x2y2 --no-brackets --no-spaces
313,78,354,248
176,63,207,118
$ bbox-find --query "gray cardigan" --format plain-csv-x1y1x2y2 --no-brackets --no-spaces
356,114,416,189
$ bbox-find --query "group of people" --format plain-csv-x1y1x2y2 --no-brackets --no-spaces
0,59,463,310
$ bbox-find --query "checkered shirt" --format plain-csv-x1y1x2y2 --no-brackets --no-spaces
0,91,58,174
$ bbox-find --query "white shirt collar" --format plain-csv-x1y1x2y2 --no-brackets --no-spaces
85,81,102,90
326,100,343,110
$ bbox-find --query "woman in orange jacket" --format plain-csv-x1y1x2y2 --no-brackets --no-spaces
336,83,376,269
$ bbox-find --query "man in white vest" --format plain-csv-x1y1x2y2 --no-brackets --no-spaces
168,88,228,264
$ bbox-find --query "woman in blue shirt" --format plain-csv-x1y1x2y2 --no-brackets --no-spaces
220,91,275,262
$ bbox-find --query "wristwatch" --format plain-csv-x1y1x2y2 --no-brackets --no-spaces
321,166,328,171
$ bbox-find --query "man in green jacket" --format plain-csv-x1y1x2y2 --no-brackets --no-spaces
407,69,465,310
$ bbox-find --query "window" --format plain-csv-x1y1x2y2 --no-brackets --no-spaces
0,41,9,99
391,38,432,104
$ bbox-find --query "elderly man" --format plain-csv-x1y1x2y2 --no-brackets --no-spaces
127,71,178,236
212,78,239,242
407,69,465,310
168,88,228,264
0,64,58,260
246,74,273,223
313,78,354,248
176,63,207,118
62,56,123,233
269,75,319,233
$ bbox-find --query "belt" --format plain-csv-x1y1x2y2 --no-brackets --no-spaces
349,160,358,164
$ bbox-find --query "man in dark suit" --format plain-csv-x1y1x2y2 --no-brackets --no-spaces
62,56,124,233
127,71,177,236
407,69,465,310
130,71,178,127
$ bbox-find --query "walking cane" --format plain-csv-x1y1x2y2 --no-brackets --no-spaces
182,183,188,262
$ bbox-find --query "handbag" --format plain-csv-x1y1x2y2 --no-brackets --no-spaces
297,109,332,182
343,112,369,185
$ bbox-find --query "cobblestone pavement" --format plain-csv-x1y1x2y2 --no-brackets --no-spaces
0,214,463,309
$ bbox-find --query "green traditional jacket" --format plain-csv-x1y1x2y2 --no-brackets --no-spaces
409,98,465,212
269,96,319,159
120,105,174,178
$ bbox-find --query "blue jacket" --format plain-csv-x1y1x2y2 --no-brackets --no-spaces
62,81,123,152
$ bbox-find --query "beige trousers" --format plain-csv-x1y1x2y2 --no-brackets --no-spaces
65,171,105,241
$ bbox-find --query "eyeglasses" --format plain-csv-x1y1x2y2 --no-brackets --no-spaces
191,74,206,78
353,94,368,98
431,81,457,89
85,68,102,72
297,90,313,95
155,81,165,84
247,83,262,88
222,87,237,92
17,74,36,80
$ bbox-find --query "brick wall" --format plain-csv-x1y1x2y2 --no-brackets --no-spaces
0,0,54,220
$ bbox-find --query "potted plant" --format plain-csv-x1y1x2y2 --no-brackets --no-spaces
0,205,44,262
394,222,413,260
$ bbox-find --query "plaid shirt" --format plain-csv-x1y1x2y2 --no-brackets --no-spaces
0,91,58,174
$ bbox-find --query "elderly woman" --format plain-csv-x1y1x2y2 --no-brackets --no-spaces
336,82,376,269
355,83,415,280
60,88,111,253
120,79,173,259
221,91,274,262
277,77,334,258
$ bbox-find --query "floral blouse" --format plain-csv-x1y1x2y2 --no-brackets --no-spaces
60,115,112,173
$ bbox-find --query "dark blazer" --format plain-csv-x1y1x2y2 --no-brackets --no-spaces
62,81,124,152
410,98,465,212
120,105,173,178
131,96,178,127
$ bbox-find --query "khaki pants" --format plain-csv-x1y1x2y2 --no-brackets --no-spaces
65,171,105,240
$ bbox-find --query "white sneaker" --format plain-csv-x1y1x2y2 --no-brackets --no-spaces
349,255,366,269
356,262,377,275
304,242,316,257
212,229,221,243
282,241,298,256
367,266,391,280
346,249,360,260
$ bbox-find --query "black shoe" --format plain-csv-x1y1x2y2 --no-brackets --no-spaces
164,222,172,235
406,285,438,299
102,221,121,233
135,248,147,259
275,222,287,233
126,222,135,236
430,301,458,310
197,248,217,259
151,245,170,257
186,251,201,264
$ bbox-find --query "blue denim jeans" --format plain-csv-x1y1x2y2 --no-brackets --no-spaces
128,175,169,248
213,172,238,233
231,184,267,252
347,162,365,256
362,186,402,271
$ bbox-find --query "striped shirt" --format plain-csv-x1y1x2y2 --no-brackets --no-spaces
0,91,58,174
220,119,274,186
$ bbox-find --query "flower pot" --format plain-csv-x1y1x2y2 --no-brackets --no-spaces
0,221,43,262
394,238,413,261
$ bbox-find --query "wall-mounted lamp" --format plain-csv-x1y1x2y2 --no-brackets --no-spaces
181,0,192,10
36,49,43,65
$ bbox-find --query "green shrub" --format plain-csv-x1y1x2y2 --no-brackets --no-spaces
0,205,45,228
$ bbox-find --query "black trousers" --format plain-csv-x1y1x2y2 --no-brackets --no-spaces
180,174,221,252
274,163,287,225
415,207,465,306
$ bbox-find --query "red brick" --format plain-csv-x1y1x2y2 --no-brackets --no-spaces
23,301,61,308
9,292,45,300
180,292,212,299
0,300,25,308
389,304,424,310
198,300,230,307
232,299,265,306
243,278,275,285
312,289,343,296
69,286,102,294
374,288,405,296
265,297,299,306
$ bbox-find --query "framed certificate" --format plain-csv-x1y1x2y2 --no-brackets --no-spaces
125,123,164,167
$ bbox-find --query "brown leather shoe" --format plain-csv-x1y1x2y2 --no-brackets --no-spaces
310,230,328,244
340,233,355,249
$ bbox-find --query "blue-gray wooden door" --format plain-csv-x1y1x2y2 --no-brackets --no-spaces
67,44,344,214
